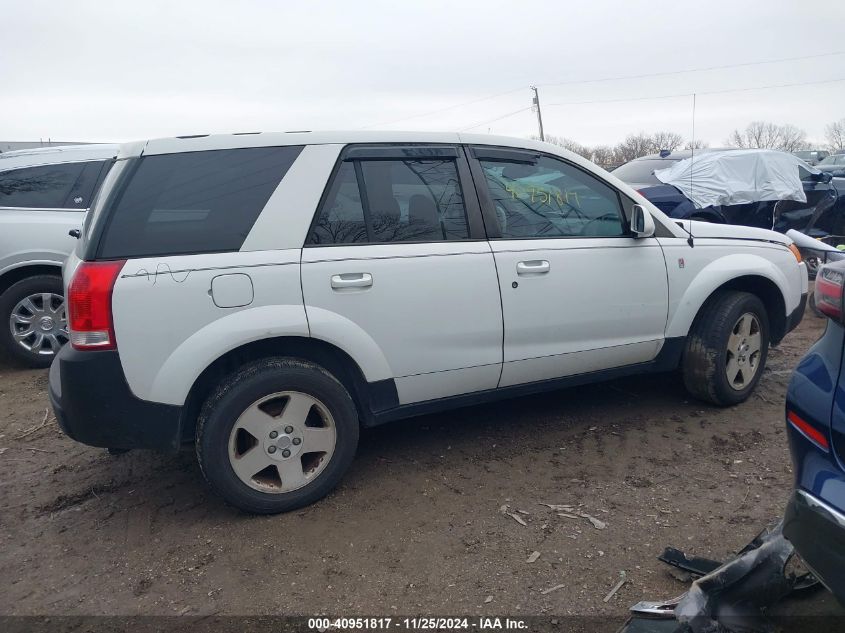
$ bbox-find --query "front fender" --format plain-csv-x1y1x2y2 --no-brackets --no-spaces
665,253,792,339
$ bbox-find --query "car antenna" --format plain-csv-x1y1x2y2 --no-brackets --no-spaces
687,93,696,248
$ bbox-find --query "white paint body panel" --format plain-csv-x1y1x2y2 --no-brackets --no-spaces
492,237,668,386
302,242,503,404
112,250,307,405
658,237,805,339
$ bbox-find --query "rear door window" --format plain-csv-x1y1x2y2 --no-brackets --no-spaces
307,156,470,245
96,146,303,258
0,162,89,208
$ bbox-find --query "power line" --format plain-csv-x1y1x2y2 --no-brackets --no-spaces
535,50,845,88
363,50,845,132
359,86,525,129
459,106,534,132
545,76,845,107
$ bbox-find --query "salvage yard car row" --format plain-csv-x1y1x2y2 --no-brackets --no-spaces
7,129,845,618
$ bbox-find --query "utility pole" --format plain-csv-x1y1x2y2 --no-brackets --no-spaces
531,85,545,142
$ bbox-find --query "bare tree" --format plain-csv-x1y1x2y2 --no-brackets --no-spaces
778,124,808,152
535,135,594,161
531,130,698,169
684,139,710,150
591,145,616,169
651,131,684,152
613,133,656,163
727,121,807,152
825,119,845,152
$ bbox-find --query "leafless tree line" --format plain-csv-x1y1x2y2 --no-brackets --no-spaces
538,118,845,169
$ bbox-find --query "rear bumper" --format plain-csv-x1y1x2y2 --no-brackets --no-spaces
784,489,845,604
49,345,183,451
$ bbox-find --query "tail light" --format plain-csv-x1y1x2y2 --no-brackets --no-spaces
67,260,125,350
815,263,845,323
787,410,829,451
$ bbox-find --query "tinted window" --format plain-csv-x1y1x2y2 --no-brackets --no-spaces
66,161,109,209
308,158,469,245
0,162,89,208
97,146,302,258
480,155,625,238
611,159,677,184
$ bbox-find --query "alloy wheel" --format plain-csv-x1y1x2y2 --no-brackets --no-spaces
228,391,337,493
725,312,762,390
9,292,68,358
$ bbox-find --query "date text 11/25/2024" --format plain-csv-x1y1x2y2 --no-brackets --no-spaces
308,617,529,631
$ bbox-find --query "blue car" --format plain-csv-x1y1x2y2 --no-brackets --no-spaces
784,258,845,604
612,149,843,236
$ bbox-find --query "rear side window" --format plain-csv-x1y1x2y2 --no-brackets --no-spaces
0,161,104,209
307,158,470,245
97,146,302,258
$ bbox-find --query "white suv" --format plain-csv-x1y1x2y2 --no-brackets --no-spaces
50,132,807,513
0,144,117,367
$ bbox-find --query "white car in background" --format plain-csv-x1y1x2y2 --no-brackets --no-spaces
0,144,117,367
50,131,807,513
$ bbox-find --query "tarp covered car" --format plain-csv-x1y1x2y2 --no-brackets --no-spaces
654,149,811,209
613,148,843,236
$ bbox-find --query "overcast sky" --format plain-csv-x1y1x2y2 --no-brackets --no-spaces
2,0,843,147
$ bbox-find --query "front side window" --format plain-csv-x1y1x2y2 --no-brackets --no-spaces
0,162,89,208
308,158,469,245
97,146,302,258
480,155,625,239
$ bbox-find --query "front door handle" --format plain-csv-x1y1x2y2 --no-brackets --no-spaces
331,272,373,289
516,260,550,275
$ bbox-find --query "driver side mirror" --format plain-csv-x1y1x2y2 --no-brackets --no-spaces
630,204,655,238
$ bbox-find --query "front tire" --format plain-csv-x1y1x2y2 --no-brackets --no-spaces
0,275,68,369
682,291,770,406
196,357,359,514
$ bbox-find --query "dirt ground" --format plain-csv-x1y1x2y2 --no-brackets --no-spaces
1,315,844,625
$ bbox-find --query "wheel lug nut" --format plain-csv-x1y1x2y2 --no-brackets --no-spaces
282,449,291,458
269,430,278,439
292,437,301,446
284,426,294,434
268,446,277,454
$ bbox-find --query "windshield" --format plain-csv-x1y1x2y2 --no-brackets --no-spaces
793,151,815,159
612,159,678,184
819,155,845,166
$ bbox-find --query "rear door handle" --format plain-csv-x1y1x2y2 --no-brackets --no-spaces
516,260,550,275
331,273,373,289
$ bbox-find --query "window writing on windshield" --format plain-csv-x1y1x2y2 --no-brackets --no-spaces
480,156,625,239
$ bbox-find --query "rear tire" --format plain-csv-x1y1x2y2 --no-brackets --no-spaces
682,291,769,406
0,275,68,369
196,357,359,514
